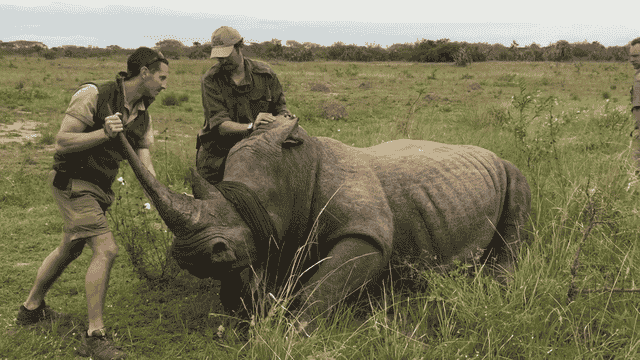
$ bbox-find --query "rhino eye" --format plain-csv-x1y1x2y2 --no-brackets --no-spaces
212,242,228,254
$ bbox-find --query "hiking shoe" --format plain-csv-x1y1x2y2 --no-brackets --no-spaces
16,301,63,325
77,329,126,360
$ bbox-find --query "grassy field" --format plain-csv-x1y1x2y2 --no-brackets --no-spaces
1,55,639,359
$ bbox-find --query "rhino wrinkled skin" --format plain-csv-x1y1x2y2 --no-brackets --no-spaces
119,116,531,332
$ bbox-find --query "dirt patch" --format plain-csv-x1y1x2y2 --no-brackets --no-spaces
309,82,331,93
423,93,451,102
467,82,482,92
0,121,43,144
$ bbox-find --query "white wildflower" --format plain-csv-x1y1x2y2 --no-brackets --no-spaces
117,177,125,185
144,203,151,210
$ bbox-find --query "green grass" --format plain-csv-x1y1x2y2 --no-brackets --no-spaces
1,56,640,359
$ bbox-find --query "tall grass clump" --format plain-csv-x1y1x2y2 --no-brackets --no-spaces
504,78,559,168
108,130,192,282
161,92,189,106
108,166,180,282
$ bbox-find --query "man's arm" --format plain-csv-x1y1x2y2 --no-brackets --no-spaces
218,121,253,136
201,76,243,136
55,114,110,154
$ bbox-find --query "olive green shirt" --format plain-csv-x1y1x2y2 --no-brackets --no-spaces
198,58,290,152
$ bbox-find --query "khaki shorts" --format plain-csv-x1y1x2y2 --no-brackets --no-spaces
49,170,115,241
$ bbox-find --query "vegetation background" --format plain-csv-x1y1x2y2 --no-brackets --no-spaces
0,37,629,65
0,46,639,359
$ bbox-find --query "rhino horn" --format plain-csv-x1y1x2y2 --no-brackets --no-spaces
117,133,207,236
190,168,218,200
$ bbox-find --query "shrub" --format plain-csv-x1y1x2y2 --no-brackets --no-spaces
319,100,348,120
401,69,414,78
282,47,314,62
344,64,360,77
161,92,189,106
454,47,473,67
188,44,212,60
42,50,58,60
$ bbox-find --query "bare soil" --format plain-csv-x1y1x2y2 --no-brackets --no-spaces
0,120,42,144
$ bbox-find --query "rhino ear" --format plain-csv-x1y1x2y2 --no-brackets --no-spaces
190,168,218,200
272,118,304,148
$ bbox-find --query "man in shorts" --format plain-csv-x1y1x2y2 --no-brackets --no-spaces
196,26,294,184
16,47,169,360
629,37,640,168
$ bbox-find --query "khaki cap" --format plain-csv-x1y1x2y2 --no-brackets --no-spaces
210,26,243,58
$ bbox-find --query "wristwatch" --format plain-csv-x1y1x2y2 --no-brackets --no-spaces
247,123,254,132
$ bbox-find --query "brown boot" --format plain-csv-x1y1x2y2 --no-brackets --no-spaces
16,301,64,326
77,329,126,360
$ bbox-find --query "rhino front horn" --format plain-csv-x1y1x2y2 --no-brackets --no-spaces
117,133,206,237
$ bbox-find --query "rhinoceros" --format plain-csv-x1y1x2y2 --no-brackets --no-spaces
118,116,531,330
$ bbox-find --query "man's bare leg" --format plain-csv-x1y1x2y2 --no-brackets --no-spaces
84,231,119,334
24,233,85,310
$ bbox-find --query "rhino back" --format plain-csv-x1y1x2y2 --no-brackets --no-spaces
312,137,395,263
365,140,508,266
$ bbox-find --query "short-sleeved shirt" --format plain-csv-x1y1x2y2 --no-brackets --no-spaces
54,79,155,191
66,84,154,148
198,58,290,153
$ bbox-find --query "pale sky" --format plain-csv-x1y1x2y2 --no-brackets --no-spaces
1,1,637,49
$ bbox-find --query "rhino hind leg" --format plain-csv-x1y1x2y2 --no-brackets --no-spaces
480,159,531,284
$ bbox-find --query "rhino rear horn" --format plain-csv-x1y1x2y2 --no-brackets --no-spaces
190,168,218,200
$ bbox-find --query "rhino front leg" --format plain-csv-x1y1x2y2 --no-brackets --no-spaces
219,268,253,318
296,236,385,334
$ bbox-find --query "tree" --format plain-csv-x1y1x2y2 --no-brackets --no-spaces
155,39,185,59
286,40,302,48
548,40,572,62
155,39,185,48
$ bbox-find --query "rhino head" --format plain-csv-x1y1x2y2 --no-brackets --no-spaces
117,132,255,279
116,118,303,280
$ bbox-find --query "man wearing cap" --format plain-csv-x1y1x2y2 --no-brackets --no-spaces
630,37,640,169
197,26,293,184
16,47,168,360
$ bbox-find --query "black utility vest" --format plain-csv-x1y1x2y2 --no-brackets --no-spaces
53,73,153,192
